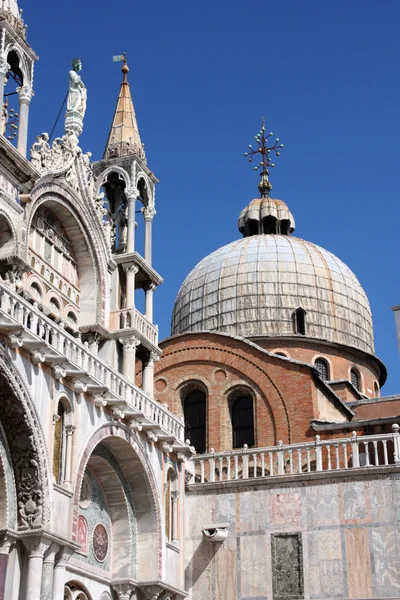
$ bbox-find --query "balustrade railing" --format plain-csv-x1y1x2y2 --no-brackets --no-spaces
0,283,183,441
190,427,400,484
110,308,158,346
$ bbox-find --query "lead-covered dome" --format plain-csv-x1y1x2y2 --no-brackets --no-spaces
172,234,374,354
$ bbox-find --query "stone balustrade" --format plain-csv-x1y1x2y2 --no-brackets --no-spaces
189,426,400,484
0,282,184,442
110,307,158,346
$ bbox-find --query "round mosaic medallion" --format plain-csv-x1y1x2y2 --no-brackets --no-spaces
93,524,109,562
79,473,92,509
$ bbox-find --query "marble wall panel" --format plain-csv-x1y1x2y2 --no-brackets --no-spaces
239,534,269,599
239,490,269,533
215,492,237,535
306,485,339,528
344,528,372,598
185,538,213,600
370,525,400,596
341,481,367,523
369,479,395,524
308,529,345,599
215,536,237,600
185,493,215,539
271,492,302,529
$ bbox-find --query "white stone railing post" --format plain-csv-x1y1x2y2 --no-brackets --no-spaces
243,445,249,479
393,423,400,465
351,431,360,468
277,441,284,475
315,435,323,471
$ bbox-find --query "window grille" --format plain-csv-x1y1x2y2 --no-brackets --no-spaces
232,396,255,448
351,368,360,390
184,390,206,453
315,358,329,381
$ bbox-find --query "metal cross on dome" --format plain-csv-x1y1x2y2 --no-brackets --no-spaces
244,118,284,197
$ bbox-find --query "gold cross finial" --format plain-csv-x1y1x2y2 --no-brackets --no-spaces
244,118,284,198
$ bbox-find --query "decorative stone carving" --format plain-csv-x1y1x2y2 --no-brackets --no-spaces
119,336,140,351
22,536,50,558
143,206,156,222
17,85,33,105
30,132,77,174
0,367,45,529
92,523,109,562
113,583,136,599
54,545,74,568
77,515,89,554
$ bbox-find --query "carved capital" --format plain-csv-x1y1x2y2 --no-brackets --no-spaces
0,534,14,555
171,491,180,504
22,535,50,558
145,282,157,293
119,336,140,351
143,206,156,222
113,582,137,599
52,414,61,425
65,424,76,436
123,264,139,275
125,186,139,201
0,55,9,77
141,585,164,600
54,545,74,568
148,351,160,366
17,85,34,105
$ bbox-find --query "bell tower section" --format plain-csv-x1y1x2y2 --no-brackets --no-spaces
93,55,162,393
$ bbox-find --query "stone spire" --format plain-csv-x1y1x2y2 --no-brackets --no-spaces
103,54,145,161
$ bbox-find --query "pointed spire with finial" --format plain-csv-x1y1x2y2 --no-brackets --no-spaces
103,53,145,161
244,118,284,198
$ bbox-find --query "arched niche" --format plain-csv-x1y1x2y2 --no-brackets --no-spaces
73,425,161,581
25,194,104,328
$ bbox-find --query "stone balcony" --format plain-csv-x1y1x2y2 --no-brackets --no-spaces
0,282,186,445
110,307,158,348
188,427,400,485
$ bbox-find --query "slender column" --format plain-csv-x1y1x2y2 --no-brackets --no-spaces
86,332,102,355
144,282,156,323
143,206,156,266
113,583,137,600
171,491,180,544
0,53,8,125
40,543,59,600
0,535,12,600
120,336,140,379
126,187,139,254
123,264,138,309
22,537,50,600
52,547,73,600
17,85,33,157
142,351,159,397
63,425,76,486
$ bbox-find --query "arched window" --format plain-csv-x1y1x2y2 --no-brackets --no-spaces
315,358,329,381
350,368,360,391
53,402,65,484
293,307,306,335
184,389,206,454
374,381,379,397
231,395,255,449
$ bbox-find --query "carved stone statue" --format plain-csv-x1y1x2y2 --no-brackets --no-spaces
67,58,87,118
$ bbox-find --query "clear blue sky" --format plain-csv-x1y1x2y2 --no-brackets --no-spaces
24,0,400,394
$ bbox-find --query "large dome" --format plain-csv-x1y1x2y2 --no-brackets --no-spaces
172,234,374,354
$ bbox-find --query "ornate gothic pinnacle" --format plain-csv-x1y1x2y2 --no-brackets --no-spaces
244,118,284,198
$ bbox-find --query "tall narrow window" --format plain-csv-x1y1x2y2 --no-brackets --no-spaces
293,308,306,335
165,476,171,540
314,358,329,381
231,395,255,448
184,390,206,454
53,402,65,484
350,368,360,391
165,469,178,543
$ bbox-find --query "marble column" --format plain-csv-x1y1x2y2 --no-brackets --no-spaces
123,264,138,310
16,85,33,157
144,282,156,323
171,491,180,544
142,351,159,397
52,547,73,600
40,542,59,600
120,336,140,380
63,425,76,486
0,535,12,600
143,206,156,266
126,187,139,254
22,537,50,600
